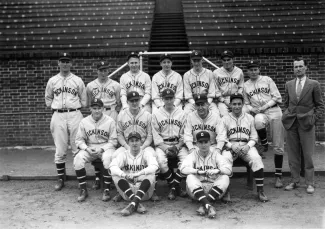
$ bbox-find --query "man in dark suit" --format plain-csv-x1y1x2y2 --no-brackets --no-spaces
282,57,324,194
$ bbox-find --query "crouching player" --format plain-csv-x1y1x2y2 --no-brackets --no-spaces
109,132,159,216
180,131,231,219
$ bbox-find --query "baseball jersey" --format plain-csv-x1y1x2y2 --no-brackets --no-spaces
213,66,244,99
109,149,159,177
180,149,232,182
117,109,152,147
86,78,121,108
183,68,218,100
120,70,151,97
45,73,87,109
75,114,117,152
151,106,185,146
243,75,282,111
216,112,258,150
184,111,221,149
152,70,183,106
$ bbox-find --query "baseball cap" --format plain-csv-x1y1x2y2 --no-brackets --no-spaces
247,60,260,68
190,50,203,60
230,93,244,102
161,88,175,98
220,50,234,59
194,93,208,104
160,53,173,62
127,91,140,101
196,131,210,142
127,52,139,61
58,52,72,61
91,98,104,107
97,60,109,70
127,132,141,141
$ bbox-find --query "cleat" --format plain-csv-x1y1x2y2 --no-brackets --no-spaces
54,179,64,191
167,188,177,200
258,191,269,202
102,189,111,202
274,177,284,189
121,203,135,216
284,182,299,191
136,203,147,214
306,185,315,194
196,205,206,216
77,189,88,202
177,187,188,198
207,205,217,219
112,192,123,202
221,190,231,203
92,179,101,190
151,191,161,202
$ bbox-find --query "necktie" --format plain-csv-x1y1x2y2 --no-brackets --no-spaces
296,79,302,99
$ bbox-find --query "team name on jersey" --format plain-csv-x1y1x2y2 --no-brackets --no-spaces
190,81,209,90
157,82,177,93
92,88,114,97
218,77,239,86
86,129,109,137
54,87,78,96
195,165,215,171
125,80,145,91
246,87,270,97
227,126,250,136
122,120,147,130
124,164,146,172
157,119,182,130
193,124,216,132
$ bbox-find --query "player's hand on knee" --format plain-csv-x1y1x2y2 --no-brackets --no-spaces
251,107,260,114
206,169,220,177
240,145,250,155
231,143,241,154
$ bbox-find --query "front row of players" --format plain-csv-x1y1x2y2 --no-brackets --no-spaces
71,90,268,217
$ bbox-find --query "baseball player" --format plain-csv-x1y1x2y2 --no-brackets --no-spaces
152,88,188,200
183,50,220,116
216,93,269,202
114,91,158,201
152,54,183,114
243,60,284,188
180,131,231,218
74,98,117,202
45,52,87,191
213,50,245,117
109,132,159,216
120,53,152,113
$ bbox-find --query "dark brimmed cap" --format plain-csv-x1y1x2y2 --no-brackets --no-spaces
196,131,210,142
128,132,141,141
58,52,72,61
91,98,104,107
127,91,140,101
230,93,244,102
246,60,260,68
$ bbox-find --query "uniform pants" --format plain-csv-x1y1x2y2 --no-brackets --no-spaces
155,146,189,173
74,147,115,170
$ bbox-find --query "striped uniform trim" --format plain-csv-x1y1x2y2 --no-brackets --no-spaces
79,181,86,185
256,184,264,186
208,194,216,200
275,173,282,175
103,175,110,178
77,175,86,180
193,189,202,195
57,173,65,176
198,196,206,201
173,179,180,184
211,187,221,195
135,195,141,200
104,181,111,184
57,168,65,171
255,178,264,181
165,173,172,180
129,194,135,199
138,190,145,195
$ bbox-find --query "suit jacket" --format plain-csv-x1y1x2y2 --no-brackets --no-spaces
282,77,324,130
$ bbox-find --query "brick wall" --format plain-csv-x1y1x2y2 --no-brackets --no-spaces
0,53,324,146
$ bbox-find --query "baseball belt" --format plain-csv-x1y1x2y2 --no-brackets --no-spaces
163,137,179,142
229,139,248,143
52,108,81,113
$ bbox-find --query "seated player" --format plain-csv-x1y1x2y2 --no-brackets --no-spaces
74,98,117,202
216,93,269,202
180,131,231,219
109,132,159,216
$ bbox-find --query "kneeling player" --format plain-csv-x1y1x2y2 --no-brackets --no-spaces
74,98,117,202
180,131,231,219
110,132,159,216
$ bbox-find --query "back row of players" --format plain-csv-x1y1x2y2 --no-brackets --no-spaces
45,50,285,218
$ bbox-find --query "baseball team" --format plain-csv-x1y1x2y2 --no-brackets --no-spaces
45,50,324,218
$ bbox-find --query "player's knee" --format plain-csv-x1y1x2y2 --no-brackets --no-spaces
73,155,85,170
186,174,196,183
250,157,264,172
254,114,265,129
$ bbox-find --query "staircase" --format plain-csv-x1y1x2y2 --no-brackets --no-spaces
148,12,191,77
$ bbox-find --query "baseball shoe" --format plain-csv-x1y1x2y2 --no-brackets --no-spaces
112,193,123,202
54,179,64,191
150,191,161,202
77,189,88,202
121,203,136,216
92,179,101,190
176,186,188,198
167,188,177,200
306,185,315,194
274,177,284,188
221,190,231,203
207,205,217,219
258,191,269,202
284,182,299,191
102,189,111,202
196,205,206,216
136,203,147,214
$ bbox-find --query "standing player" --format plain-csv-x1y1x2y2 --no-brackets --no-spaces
213,50,245,117
183,50,220,115
110,132,159,216
120,53,152,113
152,88,188,200
216,93,269,202
74,98,117,202
152,54,183,114
243,60,284,188
45,52,87,191
180,131,231,218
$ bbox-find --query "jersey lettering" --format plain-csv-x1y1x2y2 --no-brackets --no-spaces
157,119,182,130
218,77,239,86
125,80,145,91
192,124,216,132
92,87,114,97
86,129,109,137
227,126,250,136
247,87,270,97
190,81,209,90
157,82,177,93
54,87,78,96
121,120,147,130
196,165,215,171
123,164,146,172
